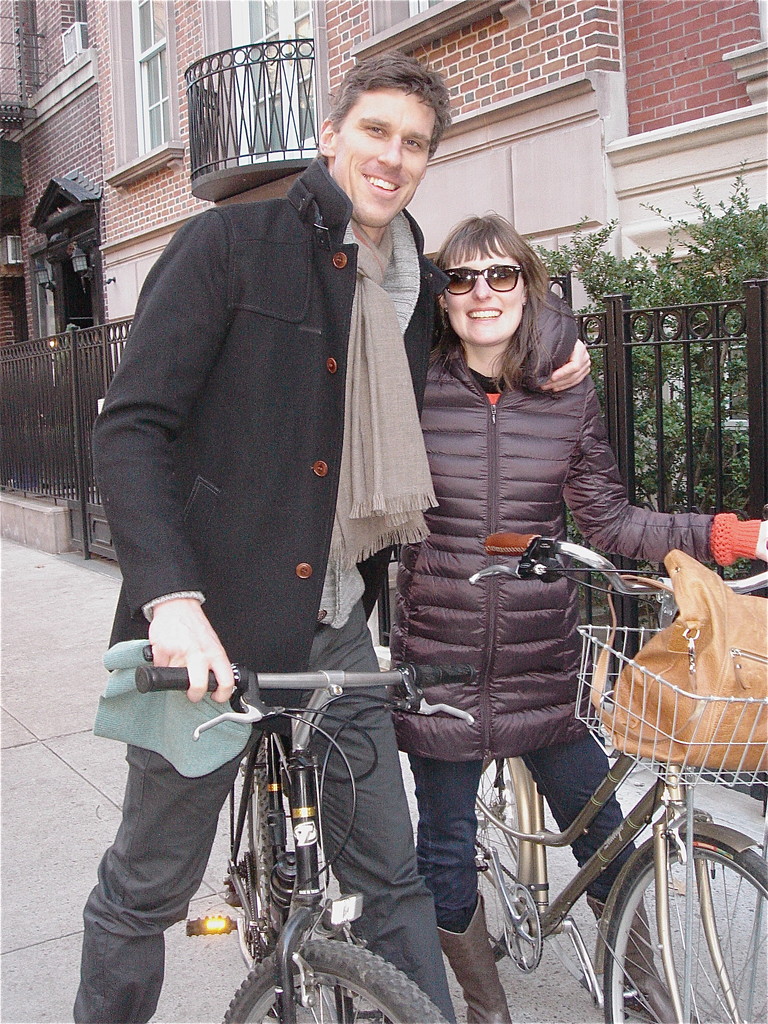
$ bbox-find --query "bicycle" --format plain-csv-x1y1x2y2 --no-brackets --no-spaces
467,533,768,1024
135,658,476,1024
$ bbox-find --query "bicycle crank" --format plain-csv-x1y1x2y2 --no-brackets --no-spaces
490,849,542,971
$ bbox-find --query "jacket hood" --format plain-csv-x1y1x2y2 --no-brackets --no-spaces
519,292,579,391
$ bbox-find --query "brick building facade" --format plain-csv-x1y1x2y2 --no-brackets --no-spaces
1,0,766,344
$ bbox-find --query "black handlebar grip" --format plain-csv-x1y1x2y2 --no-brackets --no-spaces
135,666,218,693
411,664,477,688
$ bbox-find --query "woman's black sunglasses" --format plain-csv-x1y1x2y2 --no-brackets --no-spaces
444,264,523,295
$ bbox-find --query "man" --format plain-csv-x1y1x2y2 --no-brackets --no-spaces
75,52,589,1024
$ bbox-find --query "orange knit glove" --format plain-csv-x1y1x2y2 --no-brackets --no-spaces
710,513,766,565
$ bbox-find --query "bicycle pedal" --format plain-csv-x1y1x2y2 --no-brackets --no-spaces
186,914,237,937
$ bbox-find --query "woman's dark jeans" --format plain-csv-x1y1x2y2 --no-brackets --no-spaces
408,734,633,932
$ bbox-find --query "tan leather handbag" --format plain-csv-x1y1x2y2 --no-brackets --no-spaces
593,550,768,773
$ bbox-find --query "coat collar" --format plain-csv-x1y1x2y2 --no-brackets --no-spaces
288,159,353,243
288,158,449,295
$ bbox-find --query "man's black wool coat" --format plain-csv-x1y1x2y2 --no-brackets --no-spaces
94,159,447,672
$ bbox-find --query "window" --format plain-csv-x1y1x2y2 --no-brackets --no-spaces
231,1,311,46
135,0,170,152
104,0,182,186
408,0,442,14
230,1,315,160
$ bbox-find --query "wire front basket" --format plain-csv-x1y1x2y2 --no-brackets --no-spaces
577,625,768,787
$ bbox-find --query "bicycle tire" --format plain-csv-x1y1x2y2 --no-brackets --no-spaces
234,735,280,962
603,833,768,1024
223,938,449,1023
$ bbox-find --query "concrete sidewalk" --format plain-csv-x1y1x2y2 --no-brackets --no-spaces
1,537,765,1024
1,539,249,1024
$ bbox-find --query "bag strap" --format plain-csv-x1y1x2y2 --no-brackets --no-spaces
618,573,673,595
589,588,618,718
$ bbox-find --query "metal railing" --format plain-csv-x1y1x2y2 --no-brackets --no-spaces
0,14,45,126
2,285,767,579
1,321,130,558
185,38,316,196
582,293,760,518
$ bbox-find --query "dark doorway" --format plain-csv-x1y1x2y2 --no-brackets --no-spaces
60,257,94,329
31,172,103,333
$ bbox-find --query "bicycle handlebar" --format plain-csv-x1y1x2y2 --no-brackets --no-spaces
134,662,477,695
471,532,768,596
135,661,479,737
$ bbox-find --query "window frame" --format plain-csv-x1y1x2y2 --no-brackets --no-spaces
134,0,171,153
105,0,183,188
358,1,527,60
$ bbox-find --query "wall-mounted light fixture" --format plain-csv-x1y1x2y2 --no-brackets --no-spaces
34,259,56,291
70,244,93,280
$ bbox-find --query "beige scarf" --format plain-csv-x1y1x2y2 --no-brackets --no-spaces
330,218,436,568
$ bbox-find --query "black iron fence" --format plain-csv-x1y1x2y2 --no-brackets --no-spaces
1,320,130,558
2,282,767,585
585,286,766,520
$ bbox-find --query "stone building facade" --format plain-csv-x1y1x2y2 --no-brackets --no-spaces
1,0,765,344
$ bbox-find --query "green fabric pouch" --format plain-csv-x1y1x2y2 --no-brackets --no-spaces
93,639,250,778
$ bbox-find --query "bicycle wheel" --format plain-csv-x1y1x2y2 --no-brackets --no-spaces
603,833,768,1024
475,757,521,960
232,735,280,963
223,939,449,1023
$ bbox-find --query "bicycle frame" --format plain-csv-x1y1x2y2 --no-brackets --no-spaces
137,660,477,1024
226,694,367,1024
479,752,762,1022
472,532,767,1023
480,754,651,921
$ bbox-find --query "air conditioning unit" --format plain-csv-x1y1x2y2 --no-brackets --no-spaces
1,235,22,265
62,21,89,65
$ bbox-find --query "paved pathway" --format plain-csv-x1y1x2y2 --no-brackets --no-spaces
2,537,764,1023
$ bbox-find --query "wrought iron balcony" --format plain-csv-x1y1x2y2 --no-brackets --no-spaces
0,17,46,129
185,38,317,202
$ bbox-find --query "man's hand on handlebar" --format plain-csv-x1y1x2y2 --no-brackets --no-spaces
148,598,235,704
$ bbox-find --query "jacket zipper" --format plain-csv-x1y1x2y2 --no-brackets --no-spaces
480,393,500,757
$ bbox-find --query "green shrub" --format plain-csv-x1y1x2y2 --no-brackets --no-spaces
539,174,767,556
537,173,768,310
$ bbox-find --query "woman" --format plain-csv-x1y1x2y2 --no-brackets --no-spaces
390,214,767,1024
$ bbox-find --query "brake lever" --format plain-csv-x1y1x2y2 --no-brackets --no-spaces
469,564,517,584
470,536,562,585
417,700,475,724
194,669,279,739
193,701,268,739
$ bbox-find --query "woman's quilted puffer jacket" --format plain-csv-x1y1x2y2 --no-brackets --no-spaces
391,295,714,762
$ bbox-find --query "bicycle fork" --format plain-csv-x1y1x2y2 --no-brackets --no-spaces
653,784,745,1024
275,742,364,1024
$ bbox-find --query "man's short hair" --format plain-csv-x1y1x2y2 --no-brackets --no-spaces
328,52,452,157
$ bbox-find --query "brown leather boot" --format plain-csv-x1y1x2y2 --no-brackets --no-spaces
438,896,512,1024
588,895,677,1024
